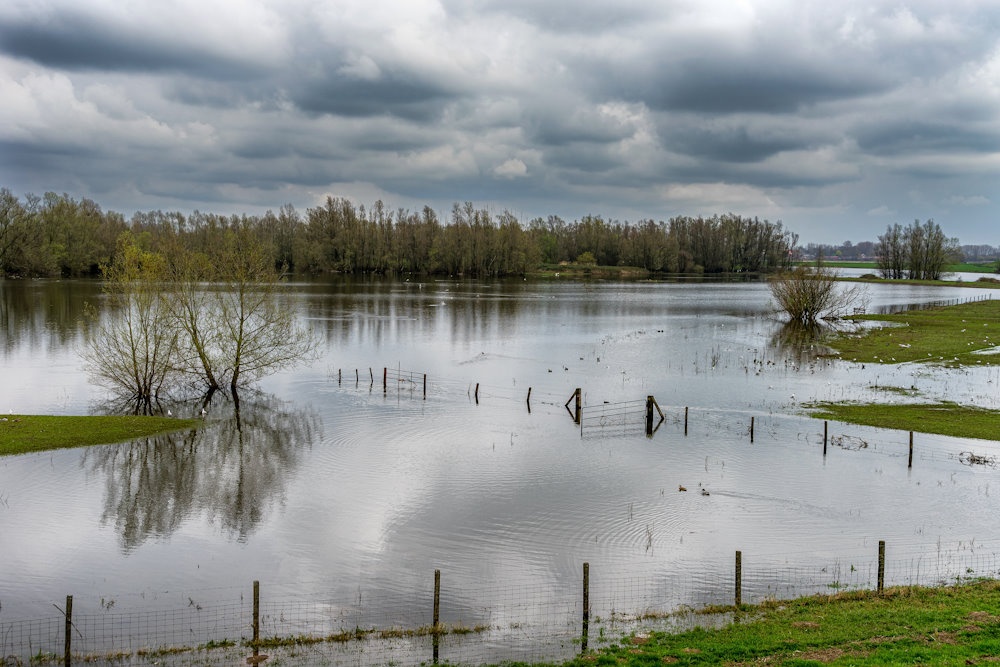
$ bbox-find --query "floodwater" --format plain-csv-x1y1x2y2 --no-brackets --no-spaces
1,276,1000,663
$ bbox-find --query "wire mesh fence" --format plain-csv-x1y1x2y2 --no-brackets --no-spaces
6,540,1000,666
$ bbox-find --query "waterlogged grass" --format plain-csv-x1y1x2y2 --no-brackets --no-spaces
549,581,1000,666
797,260,998,273
826,299,1000,366
0,415,199,456
806,402,1000,441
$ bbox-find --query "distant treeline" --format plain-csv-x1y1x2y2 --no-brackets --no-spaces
0,188,797,278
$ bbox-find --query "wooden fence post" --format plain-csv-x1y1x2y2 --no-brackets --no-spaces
646,396,654,436
64,595,72,667
575,388,582,424
684,407,688,435
526,387,532,411
433,569,441,664
908,432,913,468
735,551,742,607
750,416,755,442
475,382,479,403
383,367,387,393
582,562,590,652
877,541,885,593
253,580,260,646
423,374,427,400
824,421,828,455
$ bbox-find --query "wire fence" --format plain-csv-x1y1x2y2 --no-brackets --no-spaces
5,540,1000,666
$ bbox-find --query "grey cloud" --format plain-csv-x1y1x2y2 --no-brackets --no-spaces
853,120,1000,156
0,12,261,79
290,69,459,120
660,123,809,163
462,0,661,33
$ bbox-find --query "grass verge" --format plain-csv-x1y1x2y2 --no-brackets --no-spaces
805,402,1000,441
797,260,998,273
550,581,1000,666
825,299,1000,366
0,415,199,456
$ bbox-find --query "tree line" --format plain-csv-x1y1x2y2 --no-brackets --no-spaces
1,188,798,278
875,220,959,280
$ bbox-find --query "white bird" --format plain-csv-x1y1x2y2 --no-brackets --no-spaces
167,409,173,417
201,408,207,416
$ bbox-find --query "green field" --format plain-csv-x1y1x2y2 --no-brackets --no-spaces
806,402,1000,441
546,581,1000,666
0,414,199,456
797,260,998,273
826,299,1000,366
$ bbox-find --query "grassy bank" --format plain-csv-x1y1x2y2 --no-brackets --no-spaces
806,402,1000,441
0,415,199,456
797,260,998,273
551,581,1000,666
826,299,1000,366
534,263,651,278
839,275,1000,289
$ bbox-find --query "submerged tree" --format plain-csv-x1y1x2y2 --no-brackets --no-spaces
769,264,869,323
83,234,178,403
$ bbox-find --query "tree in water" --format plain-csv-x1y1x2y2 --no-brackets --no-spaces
82,234,178,408
769,263,869,324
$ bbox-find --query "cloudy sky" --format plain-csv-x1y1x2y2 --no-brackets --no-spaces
1,0,998,244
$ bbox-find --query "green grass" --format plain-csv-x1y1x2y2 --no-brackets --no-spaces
797,260,998,273
825,299,1000,366
543,581,1000,666
838,276,1000,289
0,415,199,456
806,402,1000,441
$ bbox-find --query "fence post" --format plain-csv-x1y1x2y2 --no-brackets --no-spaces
338,368,341,385
433,569,441,664
750,416,755,442
575,388,582,424
369,367,374,385
356,368,359,384
384,367,387,393
824,421,828,455
735,551,742,607
253,580,260,646
423,374,427,400
526,387,532,411
582,562,590,652
475,382,480,404
64,594,72,667
645,396,654,436
877,541,885,593
908,432,913,468
684,407,688,435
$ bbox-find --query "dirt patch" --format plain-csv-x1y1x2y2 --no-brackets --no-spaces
932,631,959,644
630,634,650,645
661,658,679,664
682,647,702,654
859,634,907,645
969,612,1000,625
791,621,821,630
797,647,867,663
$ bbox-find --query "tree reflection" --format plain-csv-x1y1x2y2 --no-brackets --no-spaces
83,391,319,552
768,320,834,366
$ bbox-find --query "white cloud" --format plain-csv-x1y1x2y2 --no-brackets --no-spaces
494,158,527,179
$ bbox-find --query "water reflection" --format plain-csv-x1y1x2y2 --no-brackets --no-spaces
82,391,319,552
0,279,100,355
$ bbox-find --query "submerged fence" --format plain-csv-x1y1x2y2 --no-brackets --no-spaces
5,539,1000,666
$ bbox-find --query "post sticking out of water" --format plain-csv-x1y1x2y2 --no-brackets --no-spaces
356,368,359,384
581,562,590,653
685,407,689,435
824,421,828,455
526,387,532,411
423,374,427,400
253,580,260,646
433,569,441,664
646,395,654,436
575,388,582,424
338,368,341,385
369,367,374,385
475,382,479,404
750,416,755,442
908,432,913,468
383,367,387,393
64,595,72,667
877,540,885,593
735,551,742,607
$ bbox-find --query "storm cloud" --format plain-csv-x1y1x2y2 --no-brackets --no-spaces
1,0,998,242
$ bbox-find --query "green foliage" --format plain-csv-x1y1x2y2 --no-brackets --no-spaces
0,415,198,456
2,189,798,279
877,219,959,281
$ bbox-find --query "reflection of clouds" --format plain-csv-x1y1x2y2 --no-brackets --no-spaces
83,391,319,552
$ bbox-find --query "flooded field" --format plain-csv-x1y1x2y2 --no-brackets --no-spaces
1,276,999,664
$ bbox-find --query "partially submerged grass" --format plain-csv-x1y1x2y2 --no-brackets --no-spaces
825,299,1000,366
0,415,199,456
548,581,1000,666
806,402,1000,441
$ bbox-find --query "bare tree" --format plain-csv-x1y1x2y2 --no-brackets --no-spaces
769,264,869,323
83,234,178,403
